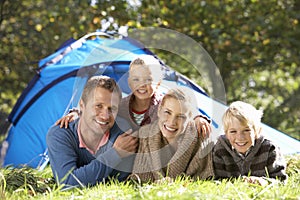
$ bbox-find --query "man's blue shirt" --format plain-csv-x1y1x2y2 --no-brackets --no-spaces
46,117,133,187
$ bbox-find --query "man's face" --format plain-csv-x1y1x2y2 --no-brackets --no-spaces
128,65,154,100
225,117,256,154
157,97,190,143
80,87,120,135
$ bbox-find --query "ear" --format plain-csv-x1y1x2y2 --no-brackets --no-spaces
155,81,161,90
157,103,162,118
79,99,84,111
256,127,263,138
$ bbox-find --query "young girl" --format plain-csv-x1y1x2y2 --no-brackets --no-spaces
213,101,287,185
117,55,163,131
130,87,214,183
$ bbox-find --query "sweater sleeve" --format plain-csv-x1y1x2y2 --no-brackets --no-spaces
46,125,122,187
266,143,288,181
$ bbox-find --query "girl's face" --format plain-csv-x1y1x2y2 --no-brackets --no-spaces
157,97,190,143
128,65,155,100
225,117,256,154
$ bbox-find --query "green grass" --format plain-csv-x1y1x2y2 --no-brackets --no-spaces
1,154,299,200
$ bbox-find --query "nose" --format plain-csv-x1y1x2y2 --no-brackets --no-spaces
138,82,147,87
168,116,177,126
237,132,246,140
139,78,152,86
99,108,110,120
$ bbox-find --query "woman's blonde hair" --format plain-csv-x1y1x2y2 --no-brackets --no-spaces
223,101,263,137
160,87,197,119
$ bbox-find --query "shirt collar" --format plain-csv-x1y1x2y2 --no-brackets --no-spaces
77,120,110,155
232,144,255,158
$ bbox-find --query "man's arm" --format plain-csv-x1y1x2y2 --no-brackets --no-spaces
46,125,122,187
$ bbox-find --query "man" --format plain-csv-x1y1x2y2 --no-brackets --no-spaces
46,76,138,188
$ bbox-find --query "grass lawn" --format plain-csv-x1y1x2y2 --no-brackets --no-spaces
0,154,299,199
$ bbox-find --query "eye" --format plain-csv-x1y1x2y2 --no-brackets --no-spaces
177,115,186,120
110,106,118,113
229,130,237,134
164,110,171,115
243,129,251,133
146,78,153,83
96,104,103,109
132,78,139,82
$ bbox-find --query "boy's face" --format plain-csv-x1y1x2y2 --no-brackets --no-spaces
128,65,154,100
225,117,256,154
80,87,119,136
157,97,190,143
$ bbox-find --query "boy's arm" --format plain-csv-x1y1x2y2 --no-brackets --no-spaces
266,145,288,181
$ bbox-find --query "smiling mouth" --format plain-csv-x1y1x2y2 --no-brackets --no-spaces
164,124,177,132
136,89,147,94
95,120,109,126
235,142,247,147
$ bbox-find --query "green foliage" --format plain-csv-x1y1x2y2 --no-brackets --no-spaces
0,0,131,114
0,0,299,139
136,0,300,139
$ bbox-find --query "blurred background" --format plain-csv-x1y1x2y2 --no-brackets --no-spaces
0,0,299,140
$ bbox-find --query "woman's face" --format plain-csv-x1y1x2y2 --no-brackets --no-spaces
157,97,190,143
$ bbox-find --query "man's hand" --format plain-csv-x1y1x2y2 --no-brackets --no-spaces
113,129,138,158
194,116,212,138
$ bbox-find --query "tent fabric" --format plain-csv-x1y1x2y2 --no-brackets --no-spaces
2,31,300,169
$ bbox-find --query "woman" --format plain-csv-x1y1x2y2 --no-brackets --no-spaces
131,87,214,183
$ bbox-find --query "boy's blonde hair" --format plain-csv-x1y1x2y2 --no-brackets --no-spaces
223,101,263,137
129,55,163,82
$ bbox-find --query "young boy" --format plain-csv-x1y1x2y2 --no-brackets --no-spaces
56,55,211,136
213,101,287,185
131,87,214,182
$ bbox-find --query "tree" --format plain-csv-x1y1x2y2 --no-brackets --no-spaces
134,0,300,139
0,0,131,124
0,0,299,139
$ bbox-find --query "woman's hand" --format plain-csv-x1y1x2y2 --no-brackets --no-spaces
194,116,212,138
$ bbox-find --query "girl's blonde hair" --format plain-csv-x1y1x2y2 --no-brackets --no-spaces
223,101,263,137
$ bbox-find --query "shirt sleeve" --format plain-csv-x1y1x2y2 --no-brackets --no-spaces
46,125,122,187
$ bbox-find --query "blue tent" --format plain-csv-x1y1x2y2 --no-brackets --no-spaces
2,31,300,169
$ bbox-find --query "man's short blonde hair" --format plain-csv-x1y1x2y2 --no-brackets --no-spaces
81,75,121,104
